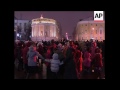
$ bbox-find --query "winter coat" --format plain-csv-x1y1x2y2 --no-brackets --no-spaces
22,46,29,64
50,53,61,73
27,46,45,66
93,53,103,68
64,47,77,79
83,51,91,68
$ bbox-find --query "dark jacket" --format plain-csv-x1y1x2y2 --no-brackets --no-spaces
64,47,77,79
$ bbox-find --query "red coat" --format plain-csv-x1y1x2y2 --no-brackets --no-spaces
22,46,29,64
74,50,83,73
45,49,52,67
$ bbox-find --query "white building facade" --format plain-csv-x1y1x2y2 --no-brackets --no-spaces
31,16,60,41
75,19,105,41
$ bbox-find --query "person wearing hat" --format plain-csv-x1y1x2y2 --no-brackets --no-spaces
22,42,31,73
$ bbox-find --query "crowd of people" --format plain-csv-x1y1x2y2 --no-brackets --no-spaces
14,39,105,79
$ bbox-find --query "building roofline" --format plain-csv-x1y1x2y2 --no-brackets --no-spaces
77,20,105,24
15,19,31,20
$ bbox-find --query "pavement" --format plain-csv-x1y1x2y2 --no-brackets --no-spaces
14,64,105,79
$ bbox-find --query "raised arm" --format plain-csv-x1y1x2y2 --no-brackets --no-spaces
36,51,45,60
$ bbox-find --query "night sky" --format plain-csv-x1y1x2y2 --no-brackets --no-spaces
15,11,94,36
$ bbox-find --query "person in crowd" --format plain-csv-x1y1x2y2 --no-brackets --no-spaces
63,44,68,58
26,44,45,79
14,43,17,68
16,42,23,71
91,42,98,66
22,42,30,73
83,47,91,79
92,48,103,79
73,45,83,79
50,49,63,79
37,42,44,57
45,48,52,79
63,42,77,79
57,46,65,79
83,47,91,70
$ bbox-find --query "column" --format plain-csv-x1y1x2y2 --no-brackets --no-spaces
37,25,39,37
48,26,50,37
43,25,45,36
50,26,51,37
33,26,34,37
38,25,40,37
32,26,33,37
35,25,36,37
54,26,56,37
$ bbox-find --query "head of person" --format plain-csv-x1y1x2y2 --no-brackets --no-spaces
53,52,59,60
30,44,37,51
92,42,97,47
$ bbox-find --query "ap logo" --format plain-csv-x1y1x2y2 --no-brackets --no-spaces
94,11,104,21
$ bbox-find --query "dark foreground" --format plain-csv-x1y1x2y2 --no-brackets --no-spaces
14,64,105,79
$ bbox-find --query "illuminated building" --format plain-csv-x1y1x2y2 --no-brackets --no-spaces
31,15,60,41
74,17,105,41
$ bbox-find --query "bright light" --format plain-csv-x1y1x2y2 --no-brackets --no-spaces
66,33,67,34
92,28,94,30
17,33,19,37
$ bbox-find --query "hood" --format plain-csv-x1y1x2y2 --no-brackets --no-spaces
53,53,58,60
29,46,34,52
